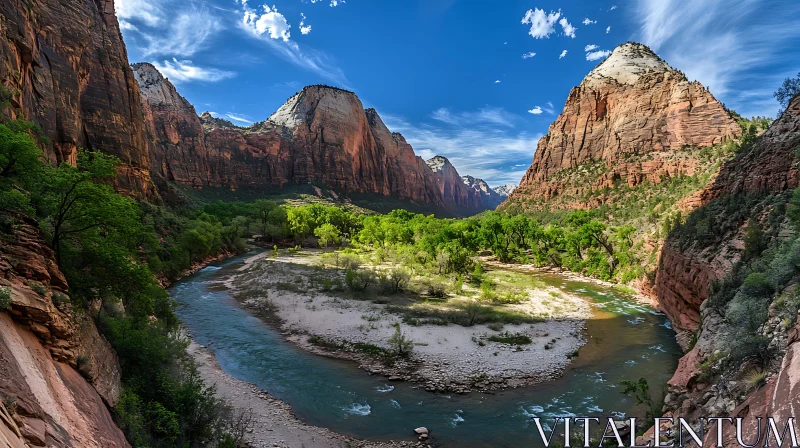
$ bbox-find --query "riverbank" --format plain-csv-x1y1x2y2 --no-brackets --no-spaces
226,250,590,394
188,341,427,448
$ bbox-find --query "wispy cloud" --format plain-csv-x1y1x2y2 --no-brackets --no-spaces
559,50,568,59
609,5,618,11
116,0,163,26
431,106,518,128
582,18,597,25
545,101,556,114
143,8,222,57
633,0,800,116
240,1,350,88
606,26,612,34
586,50,612,61
225,113,254,124
381,112,540,186
522,52,537,59
584,44,599,52
152,59,236,84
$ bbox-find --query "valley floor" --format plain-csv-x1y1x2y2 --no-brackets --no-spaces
228,250,591,393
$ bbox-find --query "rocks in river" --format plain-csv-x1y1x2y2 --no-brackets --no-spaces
414,427,429,435
388,375,404,382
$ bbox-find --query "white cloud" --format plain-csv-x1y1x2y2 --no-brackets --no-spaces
243,4,291,42
240,2,350,88
432,106,518,128
116,0,162,26
521,8,561,39
559,50,568,59
143,8,221,57
494,80,502,83
528,106,543,115
119,20,138,31
634,0,800,116
582,18,597,25
586,50,612,61
329,0,345,6
584,44,599,52
224,113,253,124
559,17,576,38
380,112,541,186
606,26,612,34
545,101,556,114
152,59,236,84
609,5,618,11
299,13,312,35
522,52,537,59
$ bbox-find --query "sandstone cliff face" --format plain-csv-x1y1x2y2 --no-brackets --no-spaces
425,156,483,211
136,70,498,214
505,42,741,208
462,175,507,209
656,96,800,334
0,0,153,195
0,212,126,447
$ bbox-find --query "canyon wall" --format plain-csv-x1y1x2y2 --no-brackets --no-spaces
0,0,153,196
656,95,800,334
0,212,127,447
134,62,498,214
504,42,740,209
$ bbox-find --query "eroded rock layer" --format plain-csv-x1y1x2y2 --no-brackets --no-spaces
134,64,498,214
0,0,153,195
505,42,741,208
0,212,126,447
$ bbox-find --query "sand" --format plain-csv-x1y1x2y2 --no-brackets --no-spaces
229,250,592,392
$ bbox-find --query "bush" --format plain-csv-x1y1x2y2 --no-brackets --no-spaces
0,286,11,310
29,281,47,296
345,268,374,292
424,280,448,298
387,324,414,358
479,280,496,302
487,331,532,345
728,334,773,367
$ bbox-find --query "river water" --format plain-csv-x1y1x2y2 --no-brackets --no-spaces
171,254,681,447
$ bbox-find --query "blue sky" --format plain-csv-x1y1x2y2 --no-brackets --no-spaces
117,0,800,187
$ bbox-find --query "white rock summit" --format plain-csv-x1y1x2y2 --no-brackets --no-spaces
584,42,672,88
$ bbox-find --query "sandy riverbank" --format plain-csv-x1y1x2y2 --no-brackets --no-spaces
188,341,426,448
226,250,591,393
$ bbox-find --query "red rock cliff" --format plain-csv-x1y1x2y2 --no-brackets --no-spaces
0,0,153,196
0,212,127,447
135,66,498,214
655,95,800,334
505,42,740,208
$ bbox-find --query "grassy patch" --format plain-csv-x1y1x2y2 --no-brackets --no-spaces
487,332,533,345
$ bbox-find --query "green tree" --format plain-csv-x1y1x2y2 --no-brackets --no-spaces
774,72,800,113
314,223,342,247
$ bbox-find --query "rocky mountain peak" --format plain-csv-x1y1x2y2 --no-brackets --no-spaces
132,62,188,109
426,156,452,173
583,41,672,88
268,85,362,130
493,184,517,197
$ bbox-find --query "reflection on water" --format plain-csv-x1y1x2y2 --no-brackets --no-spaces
172,254,681,447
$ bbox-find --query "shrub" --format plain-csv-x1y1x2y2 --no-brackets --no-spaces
496,289,527,304
424,280,448,298
487,322,504,331
29,281,47,296
479,280,496,302
387,324,414,358
487,331,532,345
345,268,374,292
728,335,773,367
743,368,767,391
0,286,11,310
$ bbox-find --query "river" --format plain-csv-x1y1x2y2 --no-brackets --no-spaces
171,253,681,447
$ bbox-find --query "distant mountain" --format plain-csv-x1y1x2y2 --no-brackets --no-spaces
492,184,517,197
133,66,499,215
460,175,507,208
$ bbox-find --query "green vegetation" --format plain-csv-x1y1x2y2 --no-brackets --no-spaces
386,324,414,358
620,378,663,426
486,332,532,345
0,286,11,310
774,72,800,113
0,118,252,446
